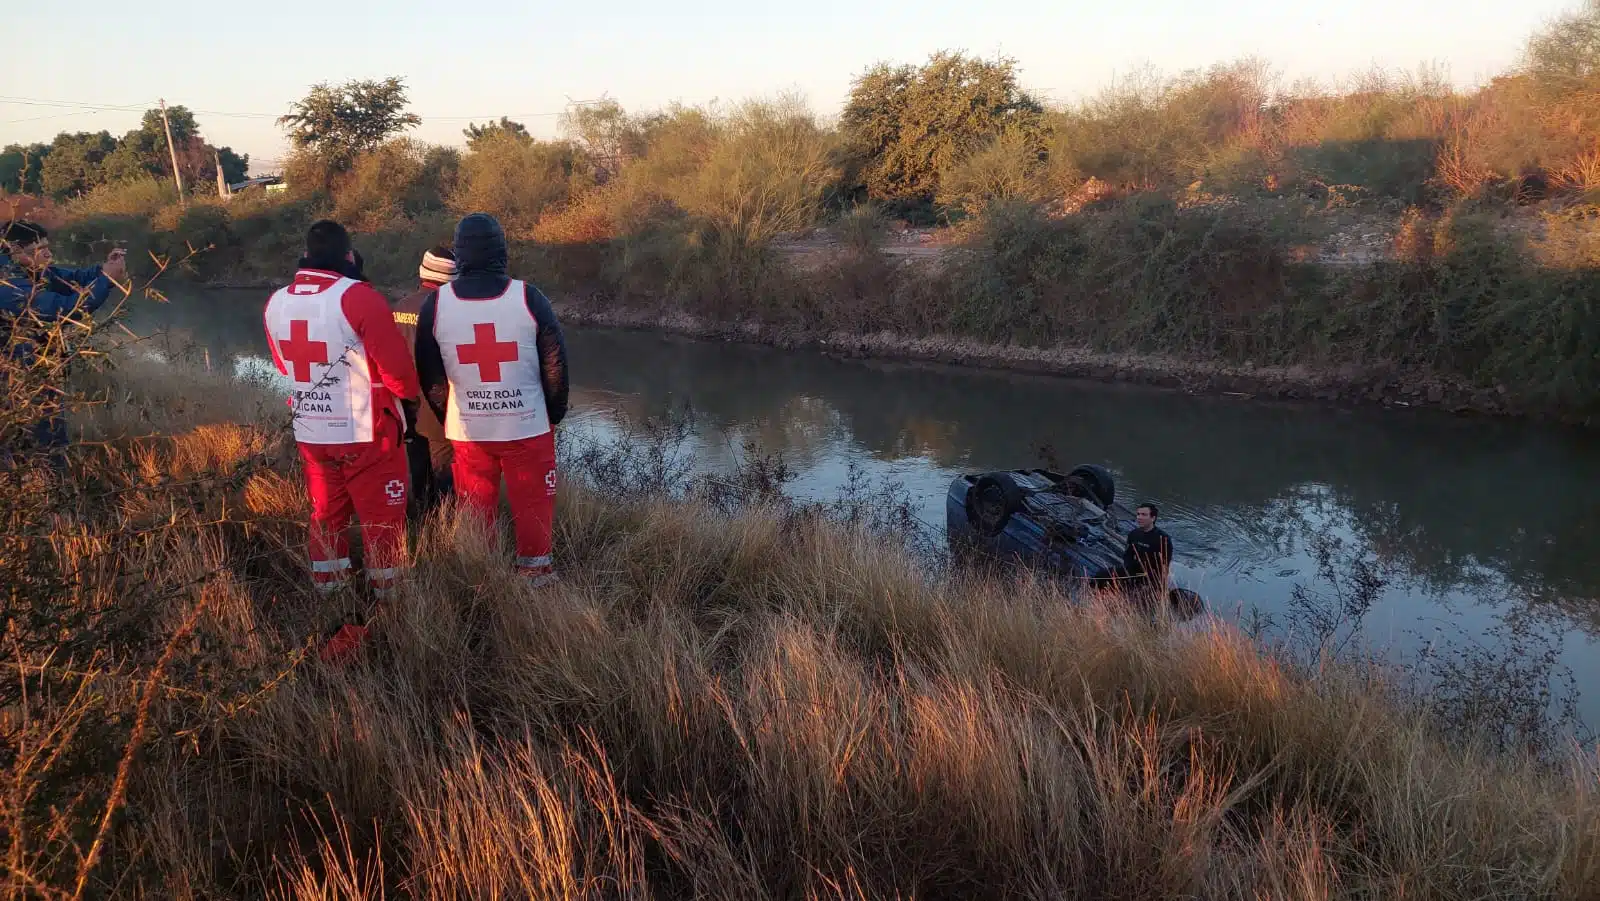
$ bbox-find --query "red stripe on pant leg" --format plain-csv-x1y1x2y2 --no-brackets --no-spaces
500,432,556,569
299,442,354,587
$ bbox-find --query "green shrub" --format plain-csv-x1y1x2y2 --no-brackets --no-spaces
1046,61,1273,193
939,194,1313,353
332,139,427,230
65,176,177,219
829,203,891,253
1338,209,1600,410
452,133,593,235
281,148,339,201
937,126,1049,219
157,202,237,280
415,145,461,212
676,97,840,252
50,213,158,279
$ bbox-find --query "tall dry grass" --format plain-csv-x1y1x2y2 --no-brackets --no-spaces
3,339,1598,899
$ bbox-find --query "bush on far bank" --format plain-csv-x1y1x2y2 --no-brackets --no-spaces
22,11,1600,421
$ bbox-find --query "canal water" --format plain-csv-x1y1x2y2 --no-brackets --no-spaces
126,289,1600,726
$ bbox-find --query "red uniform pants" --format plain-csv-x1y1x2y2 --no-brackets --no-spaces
297,411,410,597
451,431,557,583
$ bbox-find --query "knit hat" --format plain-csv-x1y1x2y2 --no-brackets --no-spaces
453,213,507,277
419,246,457,284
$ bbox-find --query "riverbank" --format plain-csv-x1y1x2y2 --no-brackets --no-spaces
552,299,1528,422
48,183,1600,428
174,272,1535,423
4,351,1596,898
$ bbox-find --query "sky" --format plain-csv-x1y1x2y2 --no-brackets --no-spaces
4,0,1583,175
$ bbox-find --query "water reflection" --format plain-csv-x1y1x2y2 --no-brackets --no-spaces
124,291,1600,717
572,332,1600,597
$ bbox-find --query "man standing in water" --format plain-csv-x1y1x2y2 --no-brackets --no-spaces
391,243,458,521
1092,503,1174,594
263,219,420,660
1123,503,1173,585
415,213,569,586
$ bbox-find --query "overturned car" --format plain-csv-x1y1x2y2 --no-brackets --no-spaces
945,464,1204,617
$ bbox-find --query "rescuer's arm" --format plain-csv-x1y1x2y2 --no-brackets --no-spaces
342,283,421,401
523,282,569,426
415,292,451,425
261,305,287,376
1,269,112,321
44,264,114,314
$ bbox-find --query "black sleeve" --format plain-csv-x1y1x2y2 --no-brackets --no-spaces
414,291,449,425
524,282,569,426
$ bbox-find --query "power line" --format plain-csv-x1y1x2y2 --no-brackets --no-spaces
2,94,613,124
166,108,276,120
181,106,607,122
0,95,154,112
0,96,156,126
0,110,112,125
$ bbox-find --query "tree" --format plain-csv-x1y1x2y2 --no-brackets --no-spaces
96,105,249,194
0,143,51,194
1523,0,1600,94
174,139,250,195
559,98,647,183
104,108,180,184
1,107,247,199
840,51,1045,212
39,131,117,198
1494,1,1600,191
145,105,199,145
103,106,202,182
277,77,421,169
100,142,155,185
464,117,530,149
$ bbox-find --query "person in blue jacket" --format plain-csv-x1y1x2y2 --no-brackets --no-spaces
1,220,127,465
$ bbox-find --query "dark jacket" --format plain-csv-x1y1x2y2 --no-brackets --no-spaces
0,254,113,362
392,282,448,444
1123,526,1173,577
415,214,569,430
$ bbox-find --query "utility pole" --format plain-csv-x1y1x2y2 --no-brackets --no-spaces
160,98,186,206
215,148,230,202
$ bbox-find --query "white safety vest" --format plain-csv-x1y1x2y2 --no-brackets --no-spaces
434,279,551,442
264,275,378,444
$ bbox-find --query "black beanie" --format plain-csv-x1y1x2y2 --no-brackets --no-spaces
452,213,508,277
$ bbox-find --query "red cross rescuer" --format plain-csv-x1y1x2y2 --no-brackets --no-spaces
414,212,570,586
263,220,422,649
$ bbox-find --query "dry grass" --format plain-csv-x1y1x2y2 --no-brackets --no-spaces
4,359,1597,900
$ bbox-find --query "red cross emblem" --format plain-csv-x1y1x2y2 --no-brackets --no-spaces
456,323,519,382
278,319,329,382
